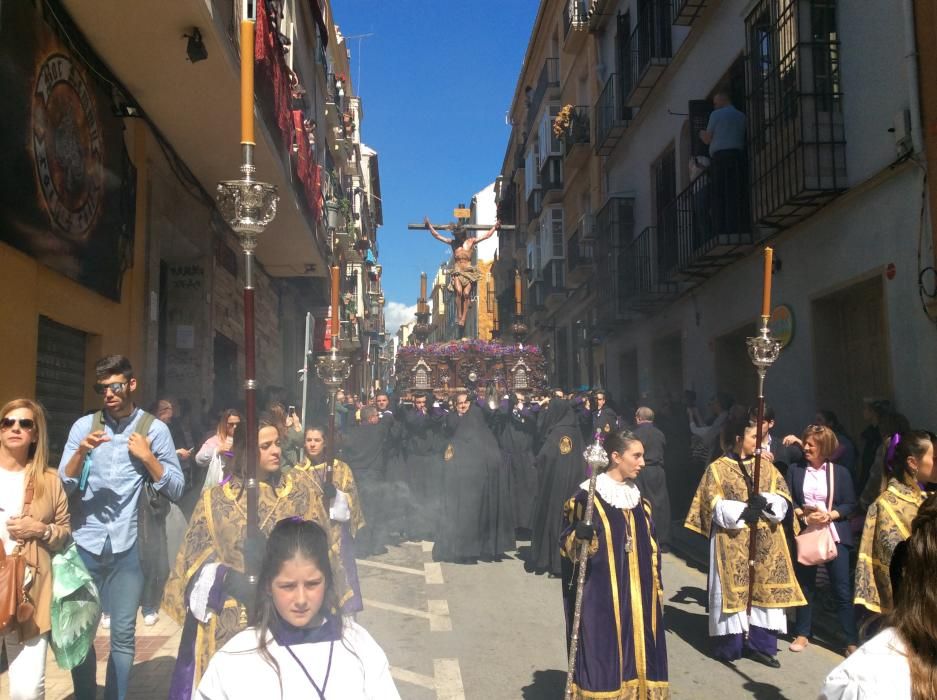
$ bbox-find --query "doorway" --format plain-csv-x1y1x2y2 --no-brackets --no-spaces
35,316,87,463
618,349,639,408
812,276,892,438
652,332,683,404
213,333,239,417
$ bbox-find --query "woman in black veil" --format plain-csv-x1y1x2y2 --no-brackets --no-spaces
528,397,584,575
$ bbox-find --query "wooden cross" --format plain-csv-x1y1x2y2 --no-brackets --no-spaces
408,206,515,231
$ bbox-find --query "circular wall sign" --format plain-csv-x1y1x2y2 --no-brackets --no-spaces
768,304,794,348
32,53,105,240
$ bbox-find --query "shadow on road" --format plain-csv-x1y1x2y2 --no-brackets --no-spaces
521,669,566,698
669,585,708,609
60,655,177,700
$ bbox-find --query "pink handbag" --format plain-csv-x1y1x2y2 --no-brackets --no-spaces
795,465,839,566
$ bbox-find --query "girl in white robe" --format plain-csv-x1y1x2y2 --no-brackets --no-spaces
195,518,399,700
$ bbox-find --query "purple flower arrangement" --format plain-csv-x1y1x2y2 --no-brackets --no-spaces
397,339,541,358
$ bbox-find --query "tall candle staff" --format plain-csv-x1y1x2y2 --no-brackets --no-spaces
317,265,351,495
744,247,781,619
564,431,609,700
216,0,279,582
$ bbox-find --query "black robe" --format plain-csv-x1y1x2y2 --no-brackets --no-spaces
339,421,388,556
433,406,512,561
529,399,585,575
400,406,443,540
497,401,539,532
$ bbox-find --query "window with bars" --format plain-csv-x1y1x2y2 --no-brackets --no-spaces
745,0,846,228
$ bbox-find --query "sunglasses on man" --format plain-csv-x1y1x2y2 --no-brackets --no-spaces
93,381,129,395
0,418,35,430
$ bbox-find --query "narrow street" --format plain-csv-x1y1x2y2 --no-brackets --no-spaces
22,541,841,700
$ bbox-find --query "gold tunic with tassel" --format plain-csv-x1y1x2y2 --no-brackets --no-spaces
293,458,366,537
162,474,345,687
854,478,925,614
685,455,805,613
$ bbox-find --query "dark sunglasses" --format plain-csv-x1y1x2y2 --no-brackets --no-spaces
93,381,129,395
1,418,35,430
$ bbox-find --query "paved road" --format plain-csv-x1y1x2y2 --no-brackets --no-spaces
20,541,843,699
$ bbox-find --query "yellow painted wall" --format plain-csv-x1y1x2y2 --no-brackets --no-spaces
0,122,149,409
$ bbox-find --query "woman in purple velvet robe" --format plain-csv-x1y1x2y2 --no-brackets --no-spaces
561,429,670,699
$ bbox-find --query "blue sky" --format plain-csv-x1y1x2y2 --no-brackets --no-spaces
337,1,538,331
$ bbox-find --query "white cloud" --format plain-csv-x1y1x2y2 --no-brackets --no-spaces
384,301,417,335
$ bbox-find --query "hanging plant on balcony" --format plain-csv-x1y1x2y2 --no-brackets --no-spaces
552,104,575,138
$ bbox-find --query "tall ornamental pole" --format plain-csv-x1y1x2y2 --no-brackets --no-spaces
316,265,351,492
565,432,609,700
216,0,279,582
744,247,781,618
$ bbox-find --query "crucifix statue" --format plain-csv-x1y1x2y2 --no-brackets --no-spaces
422,216,500,337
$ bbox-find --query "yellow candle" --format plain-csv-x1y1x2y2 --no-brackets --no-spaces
330,265,340,337
240,20,256,145
762,247,774,318
420,272,427,300
514,270,522,316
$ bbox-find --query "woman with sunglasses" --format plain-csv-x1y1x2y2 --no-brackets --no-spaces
293,427,364,614
854,430,935,616
195,409,241,493
163,415,349,697
0,399,71,700
195,518,399,699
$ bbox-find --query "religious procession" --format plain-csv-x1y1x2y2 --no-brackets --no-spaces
2,0,937,699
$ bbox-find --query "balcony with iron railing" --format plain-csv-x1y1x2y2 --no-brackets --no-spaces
672,0,709,26
594,74,630,156
561,105,592,172
745,0,847,230
623,1,673,108
541,156,563,203
525,58,561,135
527,188,544,223
619,226,678,310
658,168,754,283
564,0,589,50
529,259,566,310
566,227,595,284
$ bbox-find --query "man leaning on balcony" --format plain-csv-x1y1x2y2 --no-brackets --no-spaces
699,89,747,237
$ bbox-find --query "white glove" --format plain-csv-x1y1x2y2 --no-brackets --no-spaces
329,489,351,522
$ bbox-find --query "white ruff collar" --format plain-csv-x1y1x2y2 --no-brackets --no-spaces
579,472,642,510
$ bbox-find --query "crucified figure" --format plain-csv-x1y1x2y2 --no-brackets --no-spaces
424,216,500,336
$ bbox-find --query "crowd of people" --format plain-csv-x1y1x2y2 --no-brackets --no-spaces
0,351,935,699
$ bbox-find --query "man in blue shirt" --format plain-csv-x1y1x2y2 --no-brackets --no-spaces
59,355,184,700
699,89,749,236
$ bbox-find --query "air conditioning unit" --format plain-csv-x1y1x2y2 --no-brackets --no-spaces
579,213,596,240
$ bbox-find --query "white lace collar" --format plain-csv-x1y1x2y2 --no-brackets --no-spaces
579,472,642,510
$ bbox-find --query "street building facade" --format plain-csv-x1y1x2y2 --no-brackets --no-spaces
497,0,937,437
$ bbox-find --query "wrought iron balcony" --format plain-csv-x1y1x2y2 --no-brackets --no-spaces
619,226,678,310
658,169,753,283
541,156,563,203
745,0,847,230
566,227,595,284
594,74,630,156
529,259,566,310
623,1,673,108
594,195,635,324
672,0,708,26
525,58,561,135
526,188,543,222
561,105,591,170
564,0,589,49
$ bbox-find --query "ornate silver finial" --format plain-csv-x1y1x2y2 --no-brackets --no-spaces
216,178,279,241
316,347,351,389
746,318,781,376
583,430,609,475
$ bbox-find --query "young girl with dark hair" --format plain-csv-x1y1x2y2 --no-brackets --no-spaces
163,416,344,697
560,429,669,698
854,430,935,615
195,518,399,699
822,493,937,698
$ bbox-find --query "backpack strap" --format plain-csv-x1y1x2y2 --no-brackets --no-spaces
134,411,156,438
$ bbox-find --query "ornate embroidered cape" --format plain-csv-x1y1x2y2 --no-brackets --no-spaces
684,455,804,613
560,478,669,700
854,478,926,614
162,474,342,690
293,458,366,536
